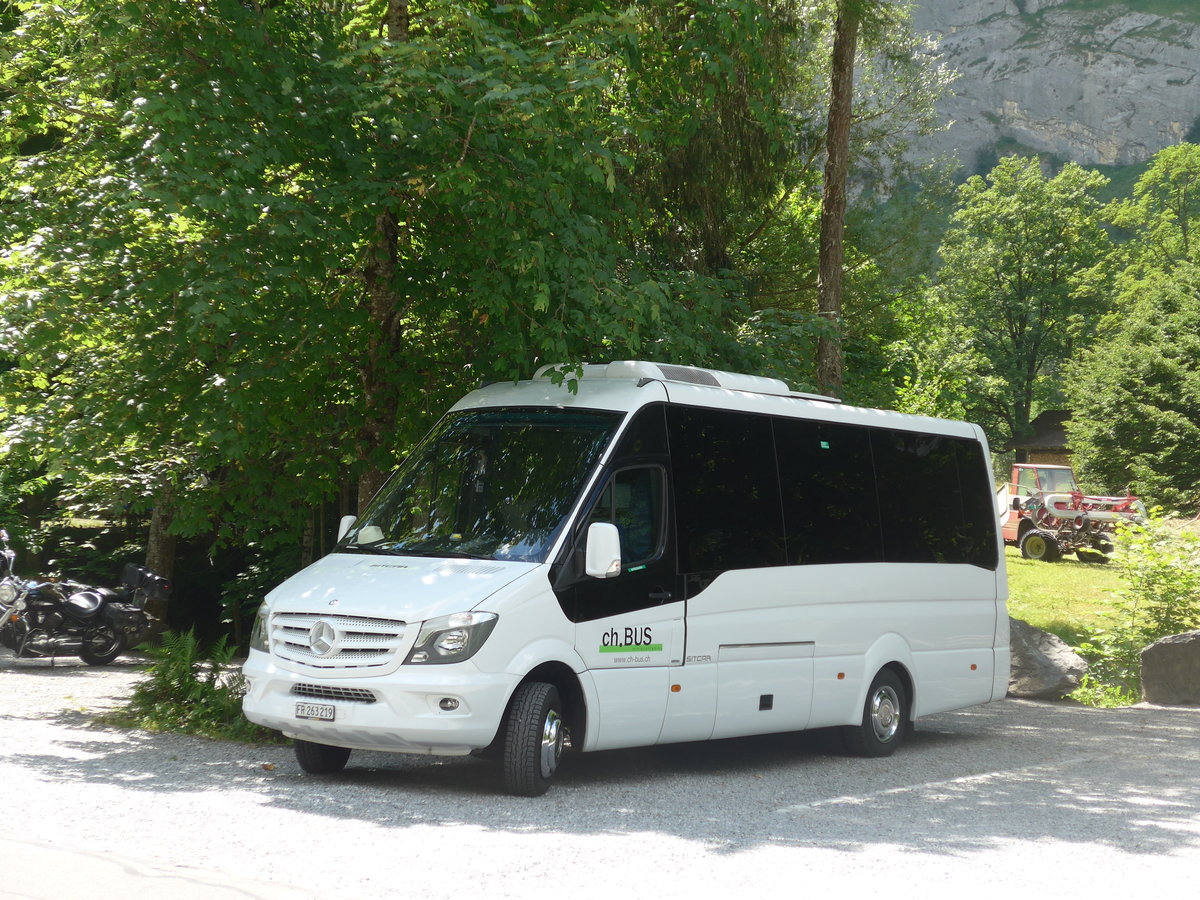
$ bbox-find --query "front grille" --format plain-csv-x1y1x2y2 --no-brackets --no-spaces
291,683,378,704
271,613,408,669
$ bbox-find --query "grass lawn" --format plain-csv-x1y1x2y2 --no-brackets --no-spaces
1004,545,1123,646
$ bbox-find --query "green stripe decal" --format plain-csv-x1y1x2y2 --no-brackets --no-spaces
600,644,664,653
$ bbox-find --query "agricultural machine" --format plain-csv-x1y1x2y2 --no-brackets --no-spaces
998,463,1145,562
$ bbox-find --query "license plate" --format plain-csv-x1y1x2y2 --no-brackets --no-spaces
295,702,335,722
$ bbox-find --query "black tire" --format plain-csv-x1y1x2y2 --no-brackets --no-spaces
1020,529,1061,562
502,681,564,797
79,613,126,666
842,668,908,758
294,739,351,775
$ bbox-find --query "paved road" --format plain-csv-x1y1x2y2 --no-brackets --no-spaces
1,653,1198,899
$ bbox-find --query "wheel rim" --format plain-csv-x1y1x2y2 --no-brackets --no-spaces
1025,535,1046,558
539,708,563,778
870,685,901,743
86,626,120,656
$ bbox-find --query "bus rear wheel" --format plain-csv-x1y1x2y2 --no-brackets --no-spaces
843,668,908,758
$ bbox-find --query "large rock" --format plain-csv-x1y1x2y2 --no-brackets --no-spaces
1141,631,1200,706
1008,617,1088,699
910,0,1200,169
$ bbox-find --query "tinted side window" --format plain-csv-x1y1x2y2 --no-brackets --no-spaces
667,406,786,574
774,418,883,565
585,467,666,567
612,403,670,460
559,463,674,622
873,430,997,568
954,439,1000,569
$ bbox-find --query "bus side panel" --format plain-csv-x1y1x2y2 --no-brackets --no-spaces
910,648,995,716
657,663,719,744
587,666,672,751
711,644,814,740
685,564,1000,732
678,572,817,740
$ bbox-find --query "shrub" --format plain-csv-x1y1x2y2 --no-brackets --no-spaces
112,629,281,742
1073,515,1200,705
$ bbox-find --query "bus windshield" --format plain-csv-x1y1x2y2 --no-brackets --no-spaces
339,407,622,563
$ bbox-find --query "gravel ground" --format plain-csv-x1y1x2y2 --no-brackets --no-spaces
2,651,1198,899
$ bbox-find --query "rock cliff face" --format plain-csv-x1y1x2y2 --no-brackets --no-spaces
911,0,1200,169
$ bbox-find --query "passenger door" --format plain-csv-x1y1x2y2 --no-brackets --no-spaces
556,463,685,751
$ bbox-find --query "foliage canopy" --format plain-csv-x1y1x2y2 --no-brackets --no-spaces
0,2,824,544
933,156,1112,442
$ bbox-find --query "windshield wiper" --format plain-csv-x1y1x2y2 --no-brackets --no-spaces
337,542,404,555
336,544,493,560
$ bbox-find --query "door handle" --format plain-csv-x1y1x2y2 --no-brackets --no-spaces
648,591,673,602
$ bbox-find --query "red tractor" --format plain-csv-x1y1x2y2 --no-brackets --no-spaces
999,463,1144,562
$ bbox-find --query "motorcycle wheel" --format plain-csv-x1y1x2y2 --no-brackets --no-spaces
0,620,19,653
79,613,126,666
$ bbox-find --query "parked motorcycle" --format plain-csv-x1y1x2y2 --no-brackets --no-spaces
0,528,168,665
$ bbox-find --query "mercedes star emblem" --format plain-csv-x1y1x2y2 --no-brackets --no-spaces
309,619,338,656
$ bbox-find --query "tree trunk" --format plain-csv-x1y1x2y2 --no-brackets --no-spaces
356,0,411,512
382,0,409,40
144,480,176,627
300,511,315,569
145,481,176,580
816,2,861,396
358,208,401,513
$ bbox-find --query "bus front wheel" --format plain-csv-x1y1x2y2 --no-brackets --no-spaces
294,739,351,775
502,681,564,797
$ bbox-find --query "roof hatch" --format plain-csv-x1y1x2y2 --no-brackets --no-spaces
533,360,828,398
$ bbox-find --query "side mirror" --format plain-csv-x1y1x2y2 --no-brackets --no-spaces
584,522,622,579
1011,497,1022,511
337,515,357,542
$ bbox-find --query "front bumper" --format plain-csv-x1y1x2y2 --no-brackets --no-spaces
241,650,517,755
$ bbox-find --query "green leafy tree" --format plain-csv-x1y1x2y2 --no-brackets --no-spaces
1064,145,1200,511
1,0,959,638
1108,142,1200,270
3,1,380,561
0,2,827,578
932,156,1112,442
1064,264,1200,510
625,1,811,278
728,1,953,398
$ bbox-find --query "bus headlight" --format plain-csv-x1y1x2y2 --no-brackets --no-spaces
249,603,269,653
405,612,498,665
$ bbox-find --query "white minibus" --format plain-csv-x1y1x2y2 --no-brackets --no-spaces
242,361,1009,795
